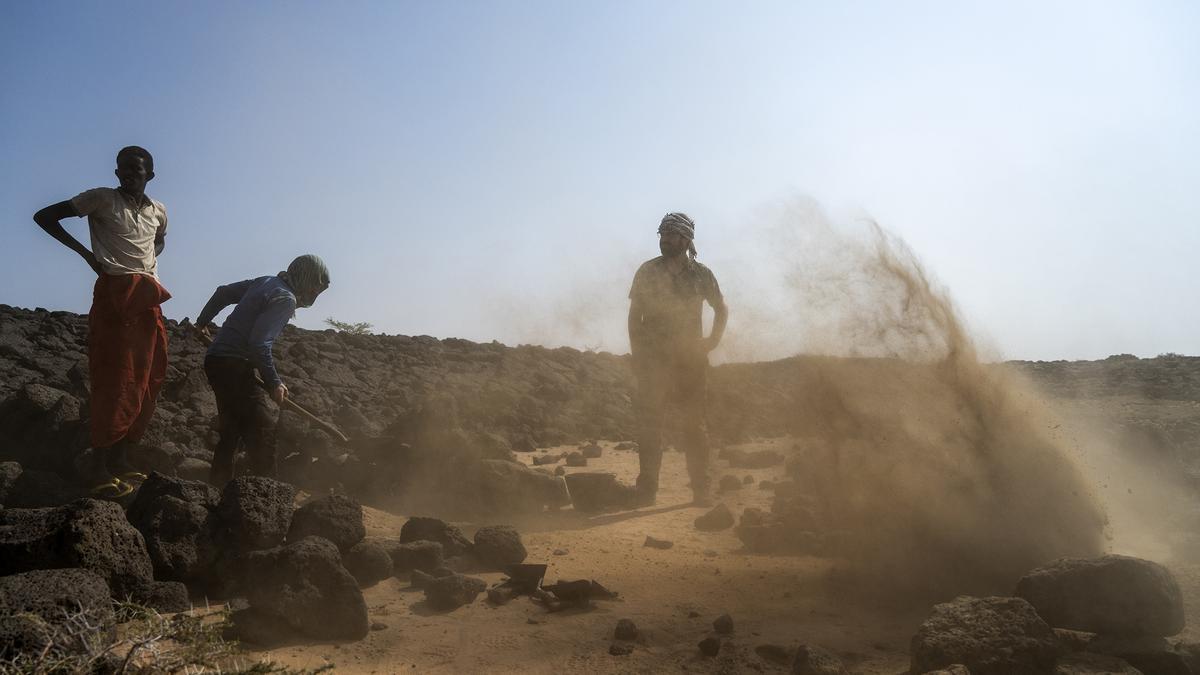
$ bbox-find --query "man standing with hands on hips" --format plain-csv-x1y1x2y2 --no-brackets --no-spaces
627,212,728,507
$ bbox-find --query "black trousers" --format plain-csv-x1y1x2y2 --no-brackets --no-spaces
633,348,711,497
204,355,278,485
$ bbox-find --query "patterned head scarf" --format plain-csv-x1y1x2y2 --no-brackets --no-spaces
658,212,698,259
279,254,330,308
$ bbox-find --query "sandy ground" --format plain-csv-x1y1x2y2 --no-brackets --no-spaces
246,436,1200,674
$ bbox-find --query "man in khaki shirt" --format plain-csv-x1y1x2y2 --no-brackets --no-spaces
33,146,171,496
628,212,728,507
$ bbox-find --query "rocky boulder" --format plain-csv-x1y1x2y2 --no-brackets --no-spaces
126,473,219,583
1015,555,1185,637
910,595,1062,675
287,493,365,551
0,568,115,656
564,472,635,513
792,644,849,674
343,539,394,587
422,573,488,610
386,539,445,574
473,525,527,570
470,459,570,513
244,536,368,641
214,476,297,552
399,516,472,557
0,498,153,597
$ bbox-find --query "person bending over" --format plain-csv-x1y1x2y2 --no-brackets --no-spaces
195,254,330,487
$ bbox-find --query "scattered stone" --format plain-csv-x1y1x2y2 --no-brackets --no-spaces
718,475,743,492
387,540,445,574
370,621,388,631
644,535,674,550
0,498,154,597
699,636,721,657
473,525,527,570
126,473,218,584
755,643,792,665
1085,634,1190,674
1015,555,1185,637
694,503,735,531
423,573,488,610
554,466,566,476
214,476,297,553
792,644,849,675
399,516,472,557
244,536,369,640
614,618,638,640
553,548,569,556
532,453,561,466
175,457,211,482
1055,652,1141,674
581,442,603,459
471,459,570,512
565,472,636,513
565,452,588,467
487,586,518,605
909,595,1061,675
128,580,192,613
343,539,394,587
0,568,115,653
713,613,734,634
287,493,365,552
609,642,634,656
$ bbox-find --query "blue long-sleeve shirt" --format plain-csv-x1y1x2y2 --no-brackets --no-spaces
196,276,297,388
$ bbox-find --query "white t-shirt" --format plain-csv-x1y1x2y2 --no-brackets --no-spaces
70,187,167,277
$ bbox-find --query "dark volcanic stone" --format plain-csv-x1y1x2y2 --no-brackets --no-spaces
699,636,721,657
343,539,394,587
614,618,638,640
214,476,297,552
644,535,673,550
565,452,588,467
718,475,743,492
0,498,153,597
387,540,445,573
226,607,304,648
0,568,115,651
244,536,369,640
564,472,635,513
473,525,527,570
4,468,80,508
1015,555,1185,637
127,472,219,524
287,494,365,551
0,612,54,659
127,473,219,583
609,642,634,656
910,595,1062,675
423,573,488,610
792,644,849,674
713,613,734,634
471,459,571,513
0,461,21,503
581,442,603,459
694,503,735,531
399,516,472,557
1086,634,1191,675
129,580,192,613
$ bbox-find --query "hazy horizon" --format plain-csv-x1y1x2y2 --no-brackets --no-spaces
3,1,1197,361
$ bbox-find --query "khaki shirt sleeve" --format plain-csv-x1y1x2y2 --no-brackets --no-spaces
69,188,110,217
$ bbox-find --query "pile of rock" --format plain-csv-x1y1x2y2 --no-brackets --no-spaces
909,554,1197,674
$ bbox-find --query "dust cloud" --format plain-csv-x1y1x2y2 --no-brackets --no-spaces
500,196,1111,597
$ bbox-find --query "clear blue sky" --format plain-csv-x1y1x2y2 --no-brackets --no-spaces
2,1,1197,361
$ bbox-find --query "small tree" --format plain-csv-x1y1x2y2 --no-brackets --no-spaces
324,317,373,335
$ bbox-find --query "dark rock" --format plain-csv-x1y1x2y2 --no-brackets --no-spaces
581,442,603,459
755,643,792,665
0,461,21,503
387,540,445,573
1015,555,1184,637
609,642,634,656
470,459,570,513
713,613,734,634
487,586,518,605
214,476,297,552
564,472,635,513
614,618,638,640
565,452,588,467
175,457,211,482
792,644,849,674
126,473,219,583
0,568,115,653
699,636,722,657
0,612,54,660
473,525,527,570
1055,652,1141,674
226,607,303,647
910,595,1061,675
718,475,742,492
244,536,369,640
287,494,365,551
128,472,220,522
743,475,754,484
1055,628,1097,653
343,539,394,587
1086,634,1190,675
532,453,561,466
2,467,80,508
423,573,488,610
371,621,388,631
694,503,735,531
129,580,192,613
555,466,566,476
0,498,153,597
399,516,472,557
644,535,673,550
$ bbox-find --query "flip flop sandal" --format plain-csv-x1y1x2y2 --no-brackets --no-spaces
117,471,148,483
90,478,134,499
